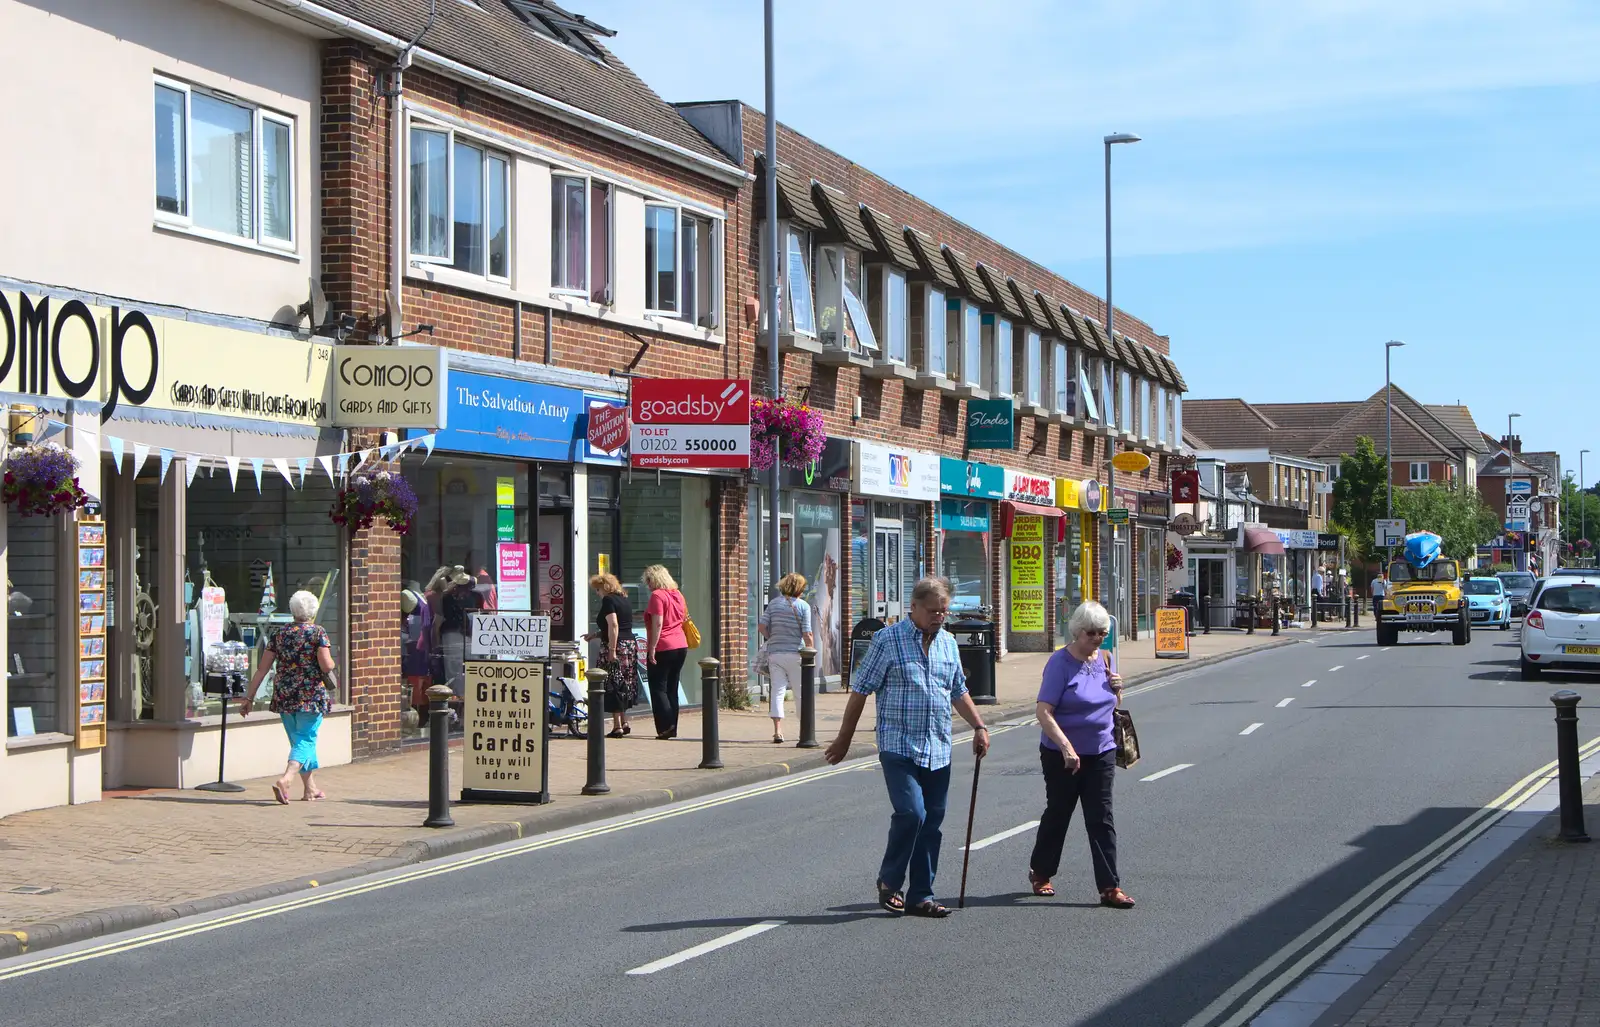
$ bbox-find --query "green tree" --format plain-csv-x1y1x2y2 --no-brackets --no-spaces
1330,435,1389,566
1560,475,1600,550
1391,483,1498,561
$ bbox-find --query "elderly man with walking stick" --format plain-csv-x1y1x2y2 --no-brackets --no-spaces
825,577,991,918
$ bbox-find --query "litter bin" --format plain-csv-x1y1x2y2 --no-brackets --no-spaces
849,618,885,683
1167,590,1196,635
949,617,997,705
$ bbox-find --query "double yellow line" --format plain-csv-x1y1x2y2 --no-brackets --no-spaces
1181,733,1600,1027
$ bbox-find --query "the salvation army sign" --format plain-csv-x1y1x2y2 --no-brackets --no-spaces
587,400,628,454
629,378,751,469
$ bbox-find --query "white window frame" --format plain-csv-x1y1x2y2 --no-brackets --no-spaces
644,202,722,326
1051,340,1068,413
1119,369,1134,434
869,265,909,364
153,75,297,253
550,172,590,296
990,316,1014,399
923,284,947,377
959,301,982,388
1023,330,1042,407
762,223,816,338
1410,461,1430,483
1137,378,1151,440
407,118,511,282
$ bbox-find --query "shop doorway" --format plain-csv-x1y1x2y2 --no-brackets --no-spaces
872,524,904,622
1112,534,1131,637
1195,555,1229,629
537,511,571,639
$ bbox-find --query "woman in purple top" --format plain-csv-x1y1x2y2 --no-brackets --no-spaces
1028,600,1135,909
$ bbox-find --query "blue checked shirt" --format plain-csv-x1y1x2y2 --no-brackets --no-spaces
852,618,968,770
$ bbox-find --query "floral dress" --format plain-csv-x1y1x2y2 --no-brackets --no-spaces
267,623,332,715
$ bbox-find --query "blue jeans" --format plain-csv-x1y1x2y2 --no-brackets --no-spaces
877,753,952,906
280,712,323,771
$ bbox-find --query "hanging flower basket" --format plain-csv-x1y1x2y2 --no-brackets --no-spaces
330,470,418,535
750,396,826,472
2,442,89,517
1166,541,1184,571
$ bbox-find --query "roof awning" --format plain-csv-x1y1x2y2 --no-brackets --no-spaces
754,155,826,230
860,206,918,271
1243,528,1286,555
1002,500,1065,519
811,181,879,254
904,229,961,291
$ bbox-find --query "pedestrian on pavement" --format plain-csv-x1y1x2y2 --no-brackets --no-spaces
400,587,433,722
1027,600,1135,909
240,590,337,804
1312,566,1325,598
585,573,638,737
825,576,991,919
436,566,482,716
642,565,690,740
759,572,814,743
1370,570,1389,619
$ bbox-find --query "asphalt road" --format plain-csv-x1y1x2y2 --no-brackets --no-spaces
3,626,1587,1027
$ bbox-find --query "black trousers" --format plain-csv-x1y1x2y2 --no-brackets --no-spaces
647,647,688,735
1029,746,1119,892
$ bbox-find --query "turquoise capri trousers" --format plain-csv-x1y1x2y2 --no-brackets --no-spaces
280,711,323,771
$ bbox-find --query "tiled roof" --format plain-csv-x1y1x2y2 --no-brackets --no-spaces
1182,399,1277,449
1308,401,1455,459
315,1,730,164
811,181,879,255
1425,405,1490,454
860,206,918,270
976,264,1026,321
942,247,994,305
754,156,826,230
1008,280,1052,331
904,229,960,291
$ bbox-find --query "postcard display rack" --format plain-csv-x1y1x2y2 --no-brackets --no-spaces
75,517,108,749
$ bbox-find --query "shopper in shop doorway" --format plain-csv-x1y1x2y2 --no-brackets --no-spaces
400,588,433,722
642,565,690,740
585,573,639,737
437,566,483,715
240,590,337,804
759,573,814,743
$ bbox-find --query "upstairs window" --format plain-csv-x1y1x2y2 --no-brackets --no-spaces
951,299,982,388
910,283,947,377
1410,462,1430,483
646,204,721,327
551,174,588,294
985,315,1013,397
1119,369,1133,432
408,124,508,279
1024,331,1042,406
155,78,295,249
868,266,909,364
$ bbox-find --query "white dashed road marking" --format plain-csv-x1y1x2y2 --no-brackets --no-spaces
1276,698,1295,708
1240,723,1264,736
1140,764,1194,782
1357,655,1370,660
627,921,785,975
1302,679,1317,688
964,821,1041,851
1329,665,1344,672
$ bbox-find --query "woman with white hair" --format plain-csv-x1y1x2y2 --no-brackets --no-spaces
1027,600,1135,908
241,590,337,804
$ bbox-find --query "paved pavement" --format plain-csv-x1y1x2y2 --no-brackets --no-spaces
0,627,1296,955
2,624,1587,1027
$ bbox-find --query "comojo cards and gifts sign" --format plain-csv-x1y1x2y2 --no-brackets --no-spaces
629,378,751,469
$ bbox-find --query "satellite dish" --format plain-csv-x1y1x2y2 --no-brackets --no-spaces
297,278,329,328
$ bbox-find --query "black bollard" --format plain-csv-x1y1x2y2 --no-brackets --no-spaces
1247,597,1256,635
797,646,819,749
583,668,610,795
424,684,455,828
1551,691,1590,843
698,658,723,769
1201,593,1211,635
1271,595,1280,636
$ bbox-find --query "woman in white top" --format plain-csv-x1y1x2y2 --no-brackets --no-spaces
759,573,814,744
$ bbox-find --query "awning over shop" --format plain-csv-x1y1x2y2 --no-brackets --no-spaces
1243,527,1287,555
1003,500,1065,519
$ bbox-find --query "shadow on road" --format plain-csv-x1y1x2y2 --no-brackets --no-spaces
1072,805,1490,1027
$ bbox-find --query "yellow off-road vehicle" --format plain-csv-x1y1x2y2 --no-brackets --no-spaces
1376,541,1470,647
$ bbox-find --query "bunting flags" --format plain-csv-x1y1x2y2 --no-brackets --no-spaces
318,454,336,485
225,455,241,490
250,457,265,492
273,458,295,488
107,436,124,475
186,456,202,488
159,448,174,484
131,444,150,479
295,457,309,487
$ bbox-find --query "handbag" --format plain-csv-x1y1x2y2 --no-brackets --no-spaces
682,615,702,650
754,599,803,678
1113,707,1141,769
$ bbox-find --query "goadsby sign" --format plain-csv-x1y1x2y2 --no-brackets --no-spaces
965,398,1015,450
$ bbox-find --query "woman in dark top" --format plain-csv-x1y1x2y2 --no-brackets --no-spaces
585,573,639,737
435,566,482,713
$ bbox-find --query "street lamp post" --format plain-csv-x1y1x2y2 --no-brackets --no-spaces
763,0,782,605
1508,412,1520,450
1582,449,1590,560
1102,132,1140,636
1508,412,1521,570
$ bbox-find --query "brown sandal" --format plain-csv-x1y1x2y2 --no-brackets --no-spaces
877,882,905,913
1028,872,1056,897
1100,886,1136,909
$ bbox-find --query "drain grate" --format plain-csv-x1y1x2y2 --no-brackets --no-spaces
8,885,58,896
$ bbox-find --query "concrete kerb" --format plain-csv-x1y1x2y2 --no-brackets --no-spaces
0,635,1295,961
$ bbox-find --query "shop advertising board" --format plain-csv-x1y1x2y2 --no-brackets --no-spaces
1154,607,1189,659
940,457,1005,499
1004,469,1056,508
854,442,939,500
461,661,547,804
437,371,583,461
332,344,447,429
583,397,628,464
965,398,1016,450
496,543,532,611
74,518,107,750
629,377,751,469
1010,516,1047,632
469,613,551,660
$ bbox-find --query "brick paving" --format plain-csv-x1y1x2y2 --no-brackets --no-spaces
0,629,1290,950
1326,801,1600,1026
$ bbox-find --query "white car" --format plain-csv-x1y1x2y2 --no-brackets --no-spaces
1520,576,1600,679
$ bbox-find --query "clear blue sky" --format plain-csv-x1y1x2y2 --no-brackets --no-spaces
588,0,1599,481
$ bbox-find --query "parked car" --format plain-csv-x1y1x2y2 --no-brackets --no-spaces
1520,579,1600,679
1497,571,1537,617
1527,571,1600,620
1462,577,1511,631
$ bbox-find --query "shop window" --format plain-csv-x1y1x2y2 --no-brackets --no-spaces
6,509,59,736
153,78,295,248
941,509,990,616
619,474,714,703
408,123,509,280
184,472,345,713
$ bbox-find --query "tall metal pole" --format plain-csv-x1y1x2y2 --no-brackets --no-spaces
1103,139,1114,622
1582,449,1589,552
764,0,782,607
1385,345,1393,519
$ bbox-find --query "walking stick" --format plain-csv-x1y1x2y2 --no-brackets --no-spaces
958,750,984,909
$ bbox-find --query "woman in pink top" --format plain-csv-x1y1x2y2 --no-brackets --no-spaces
643,564,691,739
